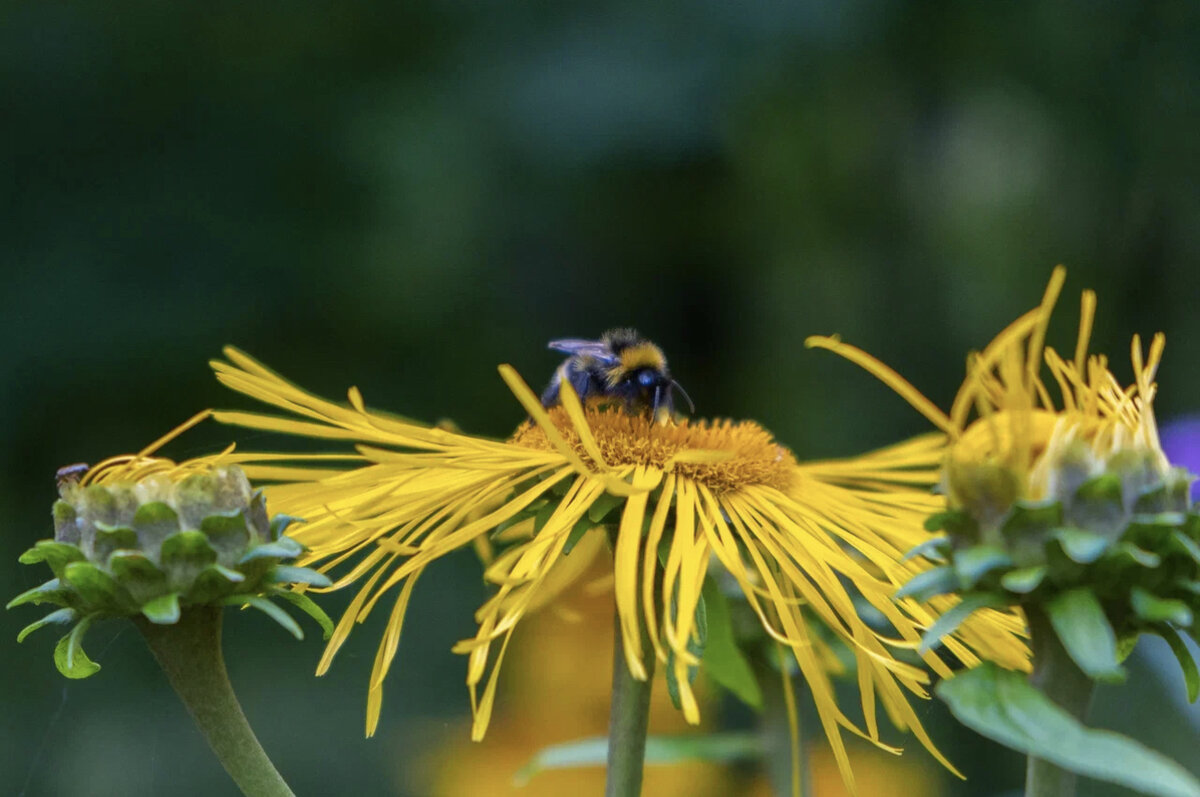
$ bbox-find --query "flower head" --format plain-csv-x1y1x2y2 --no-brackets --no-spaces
209,346,1028,789
8,411,334,678
807,267,1200,685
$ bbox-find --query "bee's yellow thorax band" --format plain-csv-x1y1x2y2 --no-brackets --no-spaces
618,342,667,372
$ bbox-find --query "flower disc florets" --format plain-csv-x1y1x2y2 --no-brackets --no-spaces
10,458,332,679
510,406,797,492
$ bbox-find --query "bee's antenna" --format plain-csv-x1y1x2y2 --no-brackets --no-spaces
670,380,694,414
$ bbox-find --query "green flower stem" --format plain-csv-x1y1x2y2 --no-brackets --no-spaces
134,607,295,797
605,605,655,797
1024,605,1097,797
757,653,809,797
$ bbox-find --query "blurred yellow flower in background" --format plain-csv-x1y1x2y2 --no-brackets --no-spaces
208,346,1028,791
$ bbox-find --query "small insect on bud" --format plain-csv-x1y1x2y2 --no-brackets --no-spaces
55,463,89,489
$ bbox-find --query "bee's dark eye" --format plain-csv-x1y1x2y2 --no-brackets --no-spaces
636,370,656,387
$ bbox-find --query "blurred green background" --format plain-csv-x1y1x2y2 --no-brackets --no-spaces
4,1,1199,795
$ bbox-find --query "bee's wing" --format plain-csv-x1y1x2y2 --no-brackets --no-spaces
547,338,617,363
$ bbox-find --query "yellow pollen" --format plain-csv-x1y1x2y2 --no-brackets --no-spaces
509,406,797,492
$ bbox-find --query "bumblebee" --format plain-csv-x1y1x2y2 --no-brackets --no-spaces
540,328,693,422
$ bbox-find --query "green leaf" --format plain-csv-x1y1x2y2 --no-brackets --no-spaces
1046,589,1125,682
269,565,332,588
919,593,1007,654
666,596,706,710
1158,626,1200,703
514,733,762,785
938,663,1200,797
954,546,1013,589
1052,527,1110,564
272,589,334,640
1131,588,1193,627
7,577,72,610
1001,566,1046,594
53,617,101,679
587,492,625,524
19,541,85,578
894,565,957,601
235,596,304,640
531,501,557,535
17,608,77,642
699,577,762,709
141,593,181,625
562,516,594,556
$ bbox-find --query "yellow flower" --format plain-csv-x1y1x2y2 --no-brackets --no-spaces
806,266,1171,524
209,347,1028,791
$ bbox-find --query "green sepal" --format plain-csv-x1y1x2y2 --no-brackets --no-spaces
1001,566,1046,594
186,564,247,605
141,593,181,625
1117,633,1141,662
1168,531,1200,566
954,546,1013,589
132,501,182,555
895,565,957,602
53,500,80,544
924,509,977,539
93,525,138,563
699,577,762,709
1046,589,1125,682
1131,588,1193,627
199,511,251,564
666,596,706,711
63,561,137,613
531,501,557,535
562,516,594,556
269,565,332,588
937,663,1200,797
106,551,168,606
1074,473,1123,504
919,592,1007,654
268,514,303,541
1002,500,1063,536
239,537,304,563
54,617,101,679
1052,527,1110,564
248,489,270,538
160,531,218,593
902,536,950,563
7,578,73,610
1158,626,1200,703
17,607,77,642
234,596,304,640
19,540,85,578
1107,542,1162,569
271,589,334,640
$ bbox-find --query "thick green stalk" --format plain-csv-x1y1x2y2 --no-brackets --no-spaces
134,607,295,797
1024,606,1097,797
605,607,655,797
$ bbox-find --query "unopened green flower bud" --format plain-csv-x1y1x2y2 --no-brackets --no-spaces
10,461,332,679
